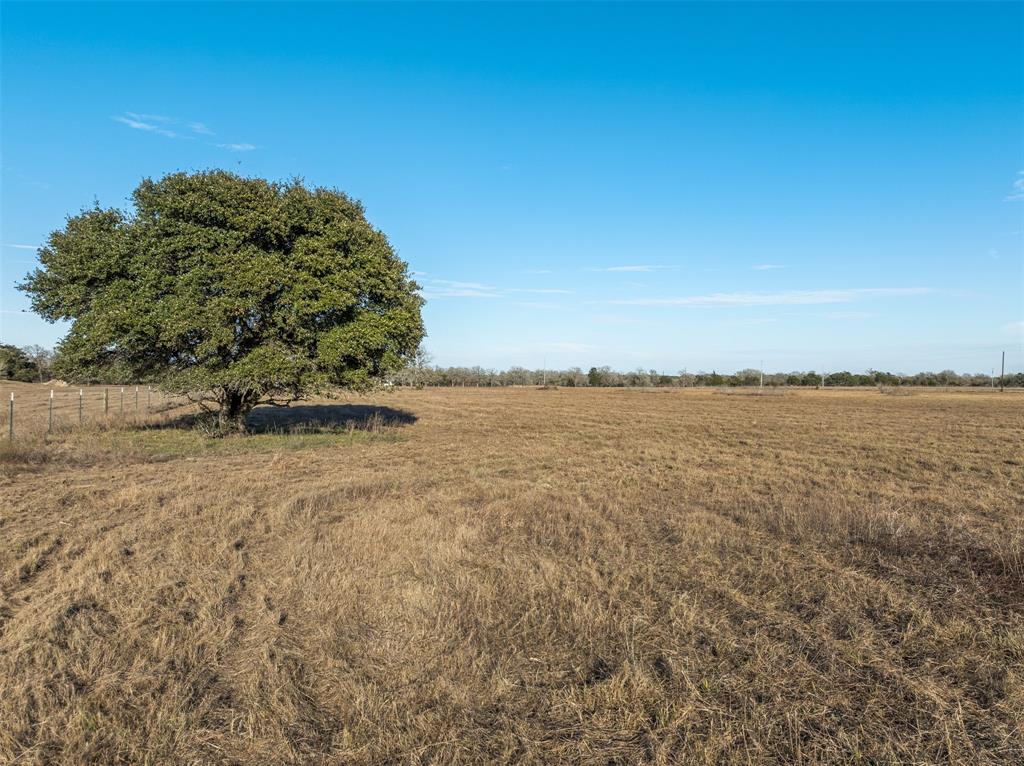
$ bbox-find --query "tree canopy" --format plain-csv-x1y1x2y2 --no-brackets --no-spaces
20,171,425,430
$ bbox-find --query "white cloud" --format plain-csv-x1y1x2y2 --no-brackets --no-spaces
1005,171,1024,202
430,280,492,290
113,114,181,138
608,287,932,307
421,279,500,298
422,279,572,300
127,112,172,123
1004,320,1024,335
753,264,785,270
114,113,256,147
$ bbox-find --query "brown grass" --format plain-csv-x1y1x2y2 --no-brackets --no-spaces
1,384,1022,764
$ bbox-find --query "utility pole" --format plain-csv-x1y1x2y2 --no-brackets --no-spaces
759,360,764,389
1000,350,1005,392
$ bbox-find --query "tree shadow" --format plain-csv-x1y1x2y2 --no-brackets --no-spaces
246,403,417,433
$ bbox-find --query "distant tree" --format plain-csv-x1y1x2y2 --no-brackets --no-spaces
587,366,604,387
20,344,54,382
735,368,761,386
0,344,38,382
396,347,432,388
826,371,855,387
19,171,425,431
506,366,531,386
561,367,584,387
627,368,650,387
677,370,695,387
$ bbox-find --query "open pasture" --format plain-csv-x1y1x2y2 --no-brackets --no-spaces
1,385,1022,764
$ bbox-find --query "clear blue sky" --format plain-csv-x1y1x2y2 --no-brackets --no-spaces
2,1,1021,374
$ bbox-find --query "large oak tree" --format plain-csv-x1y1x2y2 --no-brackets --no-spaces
20,171,425,431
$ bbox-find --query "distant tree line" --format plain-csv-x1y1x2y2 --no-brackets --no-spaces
4,344,1022,389
393,363,1024,389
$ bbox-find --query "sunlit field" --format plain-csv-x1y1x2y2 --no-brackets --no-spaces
2,383,1022,764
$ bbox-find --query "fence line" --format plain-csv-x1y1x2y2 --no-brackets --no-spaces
1,385,190,441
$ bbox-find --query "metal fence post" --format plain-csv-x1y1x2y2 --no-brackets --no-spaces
79,389,84,425
120,387,124,417
135,386,139,415
104,388,109,416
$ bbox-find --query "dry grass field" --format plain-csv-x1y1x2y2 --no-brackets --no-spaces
1,382,1022,764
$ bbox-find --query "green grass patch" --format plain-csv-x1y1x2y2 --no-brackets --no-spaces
64,423,402,460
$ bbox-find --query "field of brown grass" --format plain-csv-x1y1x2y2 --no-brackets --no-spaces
1,383,1022,764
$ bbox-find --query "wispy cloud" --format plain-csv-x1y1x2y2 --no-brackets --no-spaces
114,114,181,138
422,279,573,300
113,112,259,149
608,287,932,307
128,112,172,123
421,279,501,298
1005,171,1024,202
753,264,785,271
1004,320,1024,335
2,243,39,250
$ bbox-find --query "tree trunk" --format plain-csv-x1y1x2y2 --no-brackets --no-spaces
218,389,254,433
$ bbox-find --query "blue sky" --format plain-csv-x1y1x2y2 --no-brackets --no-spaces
2,1,1021,374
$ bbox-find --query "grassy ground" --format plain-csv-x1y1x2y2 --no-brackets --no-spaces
1,383,1022,764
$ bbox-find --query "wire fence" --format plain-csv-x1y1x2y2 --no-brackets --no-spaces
1,385,191,441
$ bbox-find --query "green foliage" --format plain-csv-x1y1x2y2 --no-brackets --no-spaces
0,345,38,382
19,171,425,429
